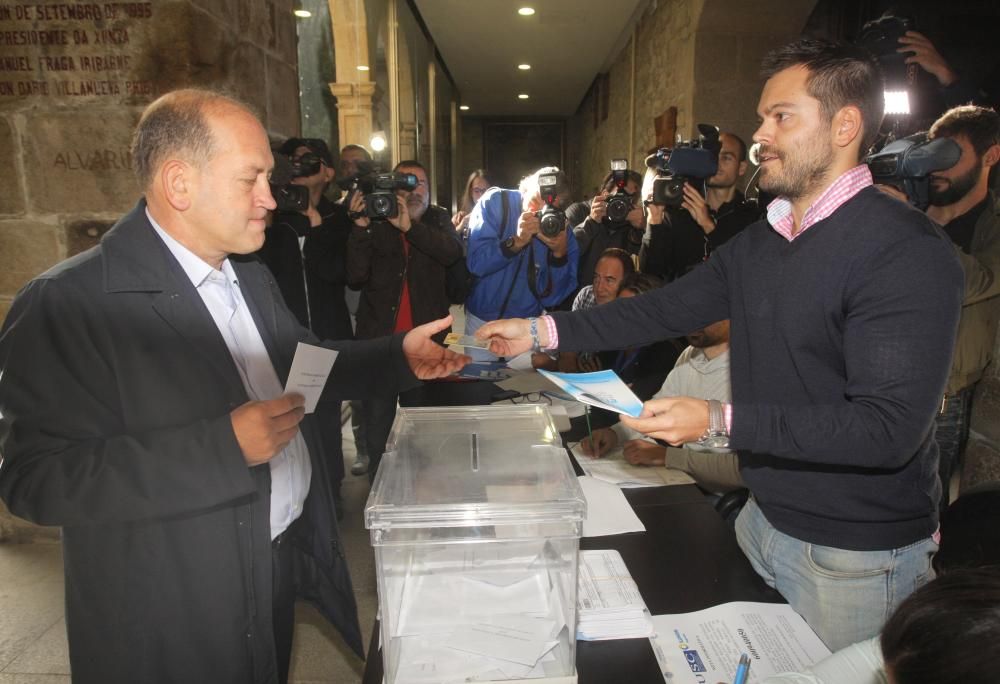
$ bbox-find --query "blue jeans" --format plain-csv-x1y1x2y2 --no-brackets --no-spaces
735,497,937,651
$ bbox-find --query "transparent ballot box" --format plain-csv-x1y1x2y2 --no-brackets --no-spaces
365,405,586,684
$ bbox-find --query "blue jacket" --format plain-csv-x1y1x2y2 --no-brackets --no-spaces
466,187,578,320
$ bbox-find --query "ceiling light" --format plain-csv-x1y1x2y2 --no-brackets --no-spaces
518,64,531,71
293,9,311,17
356,65,370,72
459,105,470,111
518,94,530,100
370,131,387,153
518,7,535,16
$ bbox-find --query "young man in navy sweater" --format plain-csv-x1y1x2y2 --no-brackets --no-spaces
479,40,964,651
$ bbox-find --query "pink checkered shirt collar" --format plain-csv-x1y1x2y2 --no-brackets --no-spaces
766,164,873,241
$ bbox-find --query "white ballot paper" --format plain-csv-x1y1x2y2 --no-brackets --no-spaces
283,342,338,414
571,443,696,488
386,543,572,682
578,475,646,536
650,602,832,684
577,549,654,640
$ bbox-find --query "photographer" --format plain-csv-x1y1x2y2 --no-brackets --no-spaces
641,132,759,282
571,167,644,291
464,166,579,343
258,137,352,514
878,105,1000,512
346,160,463,480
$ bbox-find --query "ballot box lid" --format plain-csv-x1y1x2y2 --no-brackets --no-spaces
365,405,585,530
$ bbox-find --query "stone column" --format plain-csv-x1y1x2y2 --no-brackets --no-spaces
328,81,376,150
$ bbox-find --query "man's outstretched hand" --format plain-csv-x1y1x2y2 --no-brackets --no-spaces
475,317,545,358
402,315,471,379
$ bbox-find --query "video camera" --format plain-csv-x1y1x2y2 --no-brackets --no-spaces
865,132,961,209
337,160,419,219
605,158,635,223
536,172,567,237
646,124,721,206
269,151,309,213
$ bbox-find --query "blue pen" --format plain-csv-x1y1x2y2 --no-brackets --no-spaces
733,653,751,684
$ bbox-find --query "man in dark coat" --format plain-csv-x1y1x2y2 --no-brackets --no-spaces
259,137,353,515
0,89,467,684
345,160,463,481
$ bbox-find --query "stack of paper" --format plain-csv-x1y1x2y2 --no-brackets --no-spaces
571,443,696,488
577,550,654,641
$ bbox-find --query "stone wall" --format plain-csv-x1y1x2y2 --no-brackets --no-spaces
567,0,815,200
0,0,302,540
567,0,701,200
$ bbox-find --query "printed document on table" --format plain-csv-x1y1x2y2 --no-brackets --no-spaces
571,443,696,488
537,369,644,417
577,549,654,640
283,342,338,413
650,602,831,683
578,475,646,536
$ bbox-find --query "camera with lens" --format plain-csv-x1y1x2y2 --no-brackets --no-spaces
337,161,419,220
605,158,635,223
865,132,960,209
269,150,309,213
358,172,419,219
646,124,721,207
535,172,567,237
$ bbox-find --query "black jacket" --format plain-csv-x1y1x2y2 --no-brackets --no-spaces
347,204,463,339
259,197,353,341
640,191,760,282
572,213,643,290
0,201,420,683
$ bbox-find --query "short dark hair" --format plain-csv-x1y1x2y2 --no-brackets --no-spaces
600,169,644,193
881,567,1000,684
760,39,884,157
340,144,372,161
596,247,636,278
131,89,254,189
394,159,428,176
620,272,662,296
722,132,748,163
930,105,1000,156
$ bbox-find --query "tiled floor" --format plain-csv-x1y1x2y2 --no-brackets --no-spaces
0,424,377,684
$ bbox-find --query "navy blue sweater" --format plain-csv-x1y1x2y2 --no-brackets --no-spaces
552,187,963,550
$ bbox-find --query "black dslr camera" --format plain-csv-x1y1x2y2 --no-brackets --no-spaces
338,161,419,219
605,158,635,223
865,132,961,209
646,124,721,207
536,172,567,237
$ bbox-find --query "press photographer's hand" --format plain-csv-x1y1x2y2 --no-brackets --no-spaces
388,191,411,233
348,191,370,229
645,192,666,225
536,223,569,258
589,192,608,222
682,183,714,234
515,211,540,249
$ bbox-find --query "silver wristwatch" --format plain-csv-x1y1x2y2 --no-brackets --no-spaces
698,399,730,448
